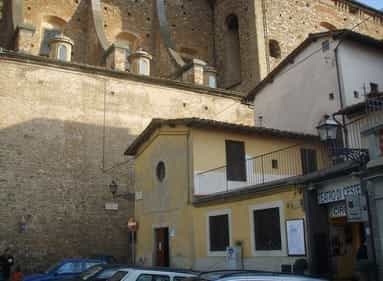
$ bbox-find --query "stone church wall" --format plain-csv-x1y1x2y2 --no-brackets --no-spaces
0,53,252,271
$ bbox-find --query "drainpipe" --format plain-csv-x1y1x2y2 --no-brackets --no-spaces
334,43,349,148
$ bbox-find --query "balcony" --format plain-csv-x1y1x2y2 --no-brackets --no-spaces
194,144,329,195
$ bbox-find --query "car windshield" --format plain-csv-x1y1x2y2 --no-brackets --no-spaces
45,262,62,274
97,269,122,279
80,266,105,280
108,271,129,281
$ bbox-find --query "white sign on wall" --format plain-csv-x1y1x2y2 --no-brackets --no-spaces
317,178,361,204
286,219,306,256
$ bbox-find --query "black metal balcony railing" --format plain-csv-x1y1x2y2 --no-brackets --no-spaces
343,93,383,151
195,144,329,195
194,94,382,196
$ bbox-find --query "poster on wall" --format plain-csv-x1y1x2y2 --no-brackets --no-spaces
286,219,306,256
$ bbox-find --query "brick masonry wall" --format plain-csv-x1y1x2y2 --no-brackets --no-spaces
264,0,383,71
0,56,253,272
213,0,262,93
4,0,383,93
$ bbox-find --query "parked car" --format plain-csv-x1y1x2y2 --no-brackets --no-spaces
107,267,198,281
71,264,131,281
23,259,107,281
89,256,117,264
189,270,327,281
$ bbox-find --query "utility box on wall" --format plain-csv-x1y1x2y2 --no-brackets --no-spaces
226,246,243,269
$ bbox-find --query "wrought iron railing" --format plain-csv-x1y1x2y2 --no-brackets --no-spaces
342,93,383,151
194,143,330,195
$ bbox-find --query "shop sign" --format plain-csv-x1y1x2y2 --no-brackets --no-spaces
346,195,369,222
328,203,347,218
317,180,361,204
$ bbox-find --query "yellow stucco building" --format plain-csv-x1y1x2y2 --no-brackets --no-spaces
125,118,329,272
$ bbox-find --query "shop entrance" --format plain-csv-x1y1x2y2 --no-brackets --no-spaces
329,218,365,280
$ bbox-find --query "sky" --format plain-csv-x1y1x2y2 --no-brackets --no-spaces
359,0,383,10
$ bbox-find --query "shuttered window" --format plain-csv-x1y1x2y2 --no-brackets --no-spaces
301,148,318,175
253,207,282,251
225,140,246,181
208,213,230,252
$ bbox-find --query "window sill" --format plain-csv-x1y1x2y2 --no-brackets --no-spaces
207,251,228,257
251,250,287,257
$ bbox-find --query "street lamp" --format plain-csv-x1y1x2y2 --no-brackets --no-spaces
316,114,339,142
316,114,369,164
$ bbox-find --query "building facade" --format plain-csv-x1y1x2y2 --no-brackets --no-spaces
126,118,328,272
246,30,383,135
0,0,383,273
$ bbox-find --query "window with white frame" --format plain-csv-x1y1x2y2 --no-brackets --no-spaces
58,45,68,61
207,210,231,254
250,201,286,256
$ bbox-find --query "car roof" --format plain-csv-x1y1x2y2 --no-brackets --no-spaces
198,271,326,281
120,266,197,274
61,258,106,263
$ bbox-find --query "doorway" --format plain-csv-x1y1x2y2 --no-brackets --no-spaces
154,227,169,267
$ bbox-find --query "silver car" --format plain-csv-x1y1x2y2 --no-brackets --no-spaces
109,267,197,281
192,271,327,281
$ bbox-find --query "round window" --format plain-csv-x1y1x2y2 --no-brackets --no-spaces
156,161,166,182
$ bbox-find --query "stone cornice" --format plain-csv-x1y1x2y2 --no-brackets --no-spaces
0,50,245,100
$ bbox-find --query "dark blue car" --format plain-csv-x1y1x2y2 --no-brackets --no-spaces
23,259,106,281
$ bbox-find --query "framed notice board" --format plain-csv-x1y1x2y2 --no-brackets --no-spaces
286,219,306,256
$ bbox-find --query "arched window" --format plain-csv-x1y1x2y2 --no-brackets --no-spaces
40,15,66,56
224,14,241,88
320,22,337,31
269,39,281,59
58,45,67,61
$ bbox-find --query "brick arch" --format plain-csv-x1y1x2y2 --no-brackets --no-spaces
320,22,337,31
41,15,67,28
115,31,141,51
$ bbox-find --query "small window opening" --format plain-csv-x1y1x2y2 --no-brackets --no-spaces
269,40,281,58
370,83,379,93
58,45,68,61
329,93,335,100
354,91,360,98
272,159,279,169
156,161,166,182
226,15,239,31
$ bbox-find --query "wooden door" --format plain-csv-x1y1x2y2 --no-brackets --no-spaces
155,228,169,267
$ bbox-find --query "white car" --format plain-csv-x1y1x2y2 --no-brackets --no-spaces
108,267,197,281
192,271,327,281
